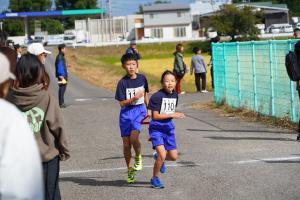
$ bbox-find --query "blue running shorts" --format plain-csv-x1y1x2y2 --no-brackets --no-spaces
119,104,147,137
149,120,177,151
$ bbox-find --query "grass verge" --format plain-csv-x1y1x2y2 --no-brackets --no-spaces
192,101,297,132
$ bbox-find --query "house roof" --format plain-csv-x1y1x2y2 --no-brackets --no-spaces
235,2,288,11
143,3,190,12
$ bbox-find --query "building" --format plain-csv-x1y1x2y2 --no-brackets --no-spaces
142,3,193,40
235,2,289,28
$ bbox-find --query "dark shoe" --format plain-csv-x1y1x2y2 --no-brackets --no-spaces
297,134,300,141
59,104,67,108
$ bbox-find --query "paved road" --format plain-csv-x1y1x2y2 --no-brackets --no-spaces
45,52,300,200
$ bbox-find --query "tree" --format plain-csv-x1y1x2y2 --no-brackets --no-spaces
41,19,64,34
9,0,51,12
55,0,97,10
3,20,24,36
55,0,97,29
209,5,260,41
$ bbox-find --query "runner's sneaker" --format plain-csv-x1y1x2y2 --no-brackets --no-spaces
153,152,166,174
133,154,142,171
150,176,164,189
127,167,135,183
201,90,208,93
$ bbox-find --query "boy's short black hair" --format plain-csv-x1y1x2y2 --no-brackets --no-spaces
121,53,138,64
58,44,66,51
294,28,300,33
193,47,200,54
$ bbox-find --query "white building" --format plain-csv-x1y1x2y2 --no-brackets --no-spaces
142,3,193,40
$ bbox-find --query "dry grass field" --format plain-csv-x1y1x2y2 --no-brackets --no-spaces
65,43,212,93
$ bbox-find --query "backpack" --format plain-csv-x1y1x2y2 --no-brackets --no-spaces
285,51,300,81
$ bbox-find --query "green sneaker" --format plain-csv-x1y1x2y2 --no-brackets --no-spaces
133,155,143,171
127,168,135,183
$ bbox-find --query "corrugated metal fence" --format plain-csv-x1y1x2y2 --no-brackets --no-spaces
212,40,299,122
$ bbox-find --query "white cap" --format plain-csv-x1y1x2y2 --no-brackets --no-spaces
0,53,15,84
27,43,51,56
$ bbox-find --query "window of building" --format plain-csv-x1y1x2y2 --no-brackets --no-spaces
150,14,154,19
177,12,182,17
151,28,163,38
174,27,186,37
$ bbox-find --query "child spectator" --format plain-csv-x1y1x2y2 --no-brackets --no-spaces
8,53,70,200
0,52,43,199
190,47,208,93
173,43,186,94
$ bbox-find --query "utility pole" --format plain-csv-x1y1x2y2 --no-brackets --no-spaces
108,0,113,41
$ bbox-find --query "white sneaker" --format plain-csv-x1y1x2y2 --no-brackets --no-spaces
201,90,208,93
180,91,186,94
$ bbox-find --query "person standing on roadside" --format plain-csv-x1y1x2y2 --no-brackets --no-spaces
55,44,69,108
8,53,70,200
27,43,51,65
126,40,141,61
173,43,186,94
208,36,220,89
14,44,22,62
0,53,44,200
190,47,208,93
293,28,300,140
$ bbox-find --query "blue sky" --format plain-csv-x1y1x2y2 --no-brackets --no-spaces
0,0,193,16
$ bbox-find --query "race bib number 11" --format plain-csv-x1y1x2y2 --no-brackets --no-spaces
160,98,177,114
126,86,144,105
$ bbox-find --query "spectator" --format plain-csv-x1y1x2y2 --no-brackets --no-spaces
190,47,208,93
173,43,186,94
125,40,141,61
0,52,44,199
208,36,220,89
55,44,69,108
294,28,300,140
27,42,51,64
8,53,70,200
14,44,22,62
0,30,17,75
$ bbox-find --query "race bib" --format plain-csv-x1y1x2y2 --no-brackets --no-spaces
160,98,177,114
126,86,144,105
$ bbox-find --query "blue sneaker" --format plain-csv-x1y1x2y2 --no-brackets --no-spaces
153,152,166,174
150,176,164,189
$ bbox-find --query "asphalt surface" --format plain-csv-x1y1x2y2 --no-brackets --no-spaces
45,51,300,200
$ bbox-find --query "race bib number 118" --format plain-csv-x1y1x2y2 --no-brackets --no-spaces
160,98,177,114
126,86,144,105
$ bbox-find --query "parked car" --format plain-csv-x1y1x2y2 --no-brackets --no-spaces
270,27,281,33
46,35,64,46
281,24,293,33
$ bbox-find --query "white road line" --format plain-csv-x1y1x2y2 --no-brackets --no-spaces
75,98,92,102
234,156,300,164
60,156,300,175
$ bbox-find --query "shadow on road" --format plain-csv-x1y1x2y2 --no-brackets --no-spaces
60,177,151,188
203,136,296,142
101,153,183,161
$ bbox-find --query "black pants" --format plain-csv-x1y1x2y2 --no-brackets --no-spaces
58,84,67,106
210,65,214,89
298,90,300,133
43,156,61,200
195,73,206,92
